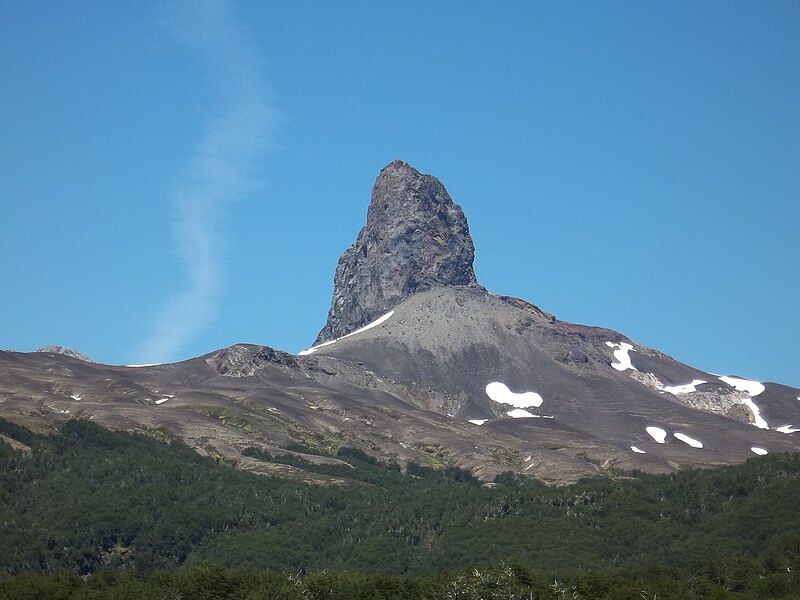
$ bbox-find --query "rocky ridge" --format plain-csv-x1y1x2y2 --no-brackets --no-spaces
35,346,95,363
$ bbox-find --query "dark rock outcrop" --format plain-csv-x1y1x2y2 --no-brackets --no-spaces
498,296,556,324
205,344,297,377
315,160,478,344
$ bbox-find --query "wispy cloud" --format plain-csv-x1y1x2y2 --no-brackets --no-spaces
137,0,274,363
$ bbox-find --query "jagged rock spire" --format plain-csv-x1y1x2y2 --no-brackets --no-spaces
315,160,477,344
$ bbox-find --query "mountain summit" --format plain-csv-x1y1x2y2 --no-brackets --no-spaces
315,160,478,344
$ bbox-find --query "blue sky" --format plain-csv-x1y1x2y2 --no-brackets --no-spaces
1,1,798,386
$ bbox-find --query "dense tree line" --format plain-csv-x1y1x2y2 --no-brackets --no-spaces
2,557,798,599
0,418,799,598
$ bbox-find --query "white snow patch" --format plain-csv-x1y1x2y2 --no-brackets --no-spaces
605,341,637,372
717,376,768,429
125,363,163,368
524,455,532,462
719,375,765,397
506,409,536,418
673,432,703,448
298,311,394,356
662,380,706,394
751,447,768,456
776,425,800,434
468,419,488,426
646,426,667,444
155,398,170,405
741,398,769,429
485,382,543,408
70,394,82,401
631,446,647,454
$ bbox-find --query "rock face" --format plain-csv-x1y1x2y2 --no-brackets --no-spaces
315,160,478,344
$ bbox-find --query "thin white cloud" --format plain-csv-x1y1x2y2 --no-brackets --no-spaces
138,0,275,363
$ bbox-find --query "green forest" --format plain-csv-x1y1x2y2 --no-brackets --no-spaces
1,418,799,599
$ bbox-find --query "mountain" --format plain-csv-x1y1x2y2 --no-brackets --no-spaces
0,161,798,484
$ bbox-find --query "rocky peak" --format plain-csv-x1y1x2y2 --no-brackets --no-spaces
315,160,478,344
35,346,95,363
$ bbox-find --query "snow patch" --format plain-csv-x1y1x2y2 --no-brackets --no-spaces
662,380,706,394
468,419,488,426
673,432,703,448
507,409,535,418
775,425,800,434
631,446,646,454
751,447,768,456
741,398,769,429
717,376,768,429
605,341,637,372
646,426,667,444
155,398,170,405
125,363,162,368
485,382,543,408
719,375,765,397
298,311,394,356
70,394,82,401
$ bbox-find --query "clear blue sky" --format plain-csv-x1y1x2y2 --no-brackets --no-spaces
1,1,798,385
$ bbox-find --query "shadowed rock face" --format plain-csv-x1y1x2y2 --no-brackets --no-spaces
315,160,477,344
